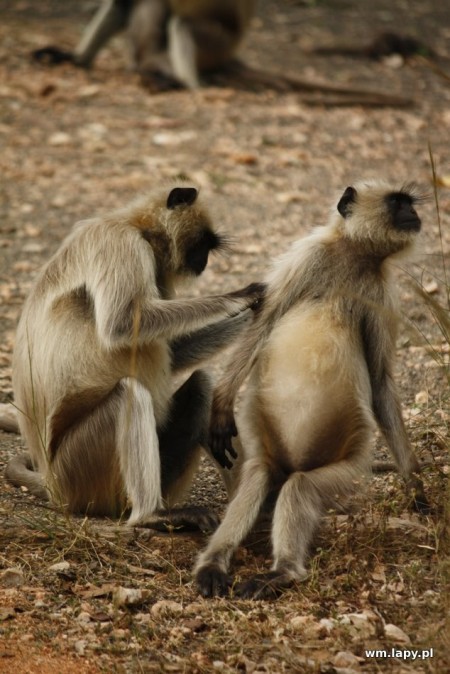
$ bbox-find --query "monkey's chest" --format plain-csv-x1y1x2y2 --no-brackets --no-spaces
253,304,372,468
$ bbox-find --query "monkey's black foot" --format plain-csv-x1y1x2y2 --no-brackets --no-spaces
32,46,75,66
139,70,184,92
195,564,231,597
234,572,293,600
412,491,432,515
142,506,220,533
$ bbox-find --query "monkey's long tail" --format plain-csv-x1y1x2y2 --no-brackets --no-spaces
0,403,18,433
212,60,414,108
5,452,50,501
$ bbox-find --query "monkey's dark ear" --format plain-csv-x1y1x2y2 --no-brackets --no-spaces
337,186,357,218
167,187,198,209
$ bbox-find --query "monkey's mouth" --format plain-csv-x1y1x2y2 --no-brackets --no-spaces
396,217,421,232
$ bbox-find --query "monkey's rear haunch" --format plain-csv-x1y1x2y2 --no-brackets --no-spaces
195,181,430,599
6,186,264,530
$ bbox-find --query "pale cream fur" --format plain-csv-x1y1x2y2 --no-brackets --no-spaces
195,181,428,598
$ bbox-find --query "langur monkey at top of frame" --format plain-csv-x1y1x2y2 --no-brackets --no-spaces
194,179,430,600
3,185,264,530
32,0,256,90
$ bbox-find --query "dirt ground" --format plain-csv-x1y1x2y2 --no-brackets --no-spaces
0,1,449,672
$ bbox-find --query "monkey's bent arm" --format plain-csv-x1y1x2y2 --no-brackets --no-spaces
209,317,266,465
89,229,261,347
98,290,259,347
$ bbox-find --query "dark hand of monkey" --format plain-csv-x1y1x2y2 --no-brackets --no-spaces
196,564,231,598
32,46,75,66
209,408,238,470
231,282,267,312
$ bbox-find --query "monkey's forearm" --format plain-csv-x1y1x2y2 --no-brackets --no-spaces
170,310,252,372
372,374,421,477
103,284,263,347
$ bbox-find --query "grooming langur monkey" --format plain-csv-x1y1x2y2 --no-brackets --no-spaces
194,181,429,599
6,186,264,528
33,0,255,90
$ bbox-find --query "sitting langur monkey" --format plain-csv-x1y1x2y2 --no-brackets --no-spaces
5,186,264,529
33,0,256,90
194,181,429,599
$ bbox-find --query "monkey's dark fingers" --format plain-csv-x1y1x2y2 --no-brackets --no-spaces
140,506,220,533
411,491,432,515
234,572,293,600
231,282,267,302
209,422,238,468
32,46,75,66
209,439,234,469
248,295,265,313
195,565,231,598
246,282,267,300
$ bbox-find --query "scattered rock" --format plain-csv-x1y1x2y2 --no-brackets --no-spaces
113,586,149,608
384,623,411,644
48,131,72,146
48,561,71,572
332,650,362,669
0,567,24,588
150,600,183,618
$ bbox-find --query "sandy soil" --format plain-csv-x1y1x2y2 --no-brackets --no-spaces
0,1,449,672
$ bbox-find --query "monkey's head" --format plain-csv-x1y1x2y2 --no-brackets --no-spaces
336,181,424,256
164,187,226,278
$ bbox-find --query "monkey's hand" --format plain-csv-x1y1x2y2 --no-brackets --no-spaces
32,46,75,66
209,407,238,470
231,282,267,313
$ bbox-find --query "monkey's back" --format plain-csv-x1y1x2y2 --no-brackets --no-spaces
12,220,172,472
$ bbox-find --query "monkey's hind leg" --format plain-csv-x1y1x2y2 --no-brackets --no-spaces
234,456,370,600
141,370,219,533
49,380,144,517
194,457,272,597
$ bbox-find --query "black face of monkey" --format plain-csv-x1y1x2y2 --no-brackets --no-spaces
185,230,222,276
385,192,421,232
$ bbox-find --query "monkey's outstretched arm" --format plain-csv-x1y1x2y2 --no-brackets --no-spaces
98,283,265,348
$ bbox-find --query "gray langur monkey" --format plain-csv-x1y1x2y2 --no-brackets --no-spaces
5,185,264,529
32,0,256,90
194,181,429,599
